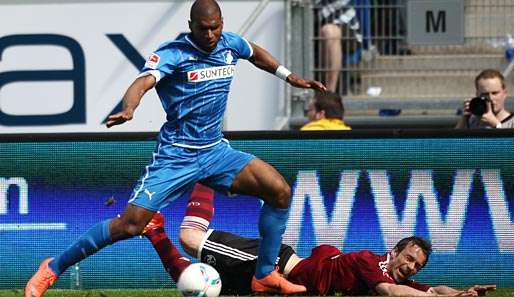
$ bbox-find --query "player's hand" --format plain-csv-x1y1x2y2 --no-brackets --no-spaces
106,109,134,128
447,290,476,297
286,74,327,92
468,285,496,296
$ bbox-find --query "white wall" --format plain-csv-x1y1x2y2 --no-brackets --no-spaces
0,0,287,133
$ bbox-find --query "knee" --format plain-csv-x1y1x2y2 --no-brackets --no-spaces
320,24,341,40
125,222,146,237
114,218,146,238
273,182,291,209
179,228,205,258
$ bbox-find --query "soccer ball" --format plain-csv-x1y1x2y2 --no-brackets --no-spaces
177,263,222,297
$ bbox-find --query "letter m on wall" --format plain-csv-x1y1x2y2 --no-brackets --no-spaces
426,10,446,33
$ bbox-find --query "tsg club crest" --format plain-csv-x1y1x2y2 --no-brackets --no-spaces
224,50,233,64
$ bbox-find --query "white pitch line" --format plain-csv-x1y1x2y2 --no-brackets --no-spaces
0,223,67,231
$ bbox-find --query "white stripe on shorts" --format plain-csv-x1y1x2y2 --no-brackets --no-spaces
129,144,161,203
203,240,257,261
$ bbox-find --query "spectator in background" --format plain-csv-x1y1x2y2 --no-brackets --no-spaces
316,0,364,92
455,69,514,129
301,91,351,131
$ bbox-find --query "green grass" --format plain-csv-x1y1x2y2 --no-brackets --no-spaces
2,289,514,297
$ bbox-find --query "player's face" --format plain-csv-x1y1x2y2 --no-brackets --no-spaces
388,243,427,283
189,14,223,52
476,77,507,115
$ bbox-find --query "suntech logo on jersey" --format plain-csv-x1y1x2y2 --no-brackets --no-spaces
188,65,235,82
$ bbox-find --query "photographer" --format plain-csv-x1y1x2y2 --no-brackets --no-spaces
456,69,513,129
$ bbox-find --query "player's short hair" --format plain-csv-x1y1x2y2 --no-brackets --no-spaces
190,0,222,21
313,91,344,119
475,69,506,90
394,236,432,267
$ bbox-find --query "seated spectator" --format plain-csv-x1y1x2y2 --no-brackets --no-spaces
455,69,514,129
301,91,351,130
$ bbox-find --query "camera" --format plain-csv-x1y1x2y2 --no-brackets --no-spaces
468,94,490,116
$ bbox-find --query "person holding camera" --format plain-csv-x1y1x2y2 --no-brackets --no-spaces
456,69,514,129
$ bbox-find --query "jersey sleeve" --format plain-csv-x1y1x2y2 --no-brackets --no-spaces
223,32,253,60
139,42,177,83
355,251,396,290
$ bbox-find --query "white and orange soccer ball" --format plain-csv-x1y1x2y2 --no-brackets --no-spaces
177,263,222,297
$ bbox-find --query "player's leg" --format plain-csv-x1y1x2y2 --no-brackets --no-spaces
25,145,197,297
231,159,290,277
142,183,215,281
142,212,192,282
199,142,304,294
25,204,154,297
230,159,306,294
179,183,215,257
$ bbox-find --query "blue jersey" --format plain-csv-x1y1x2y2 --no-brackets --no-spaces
140,32,253,149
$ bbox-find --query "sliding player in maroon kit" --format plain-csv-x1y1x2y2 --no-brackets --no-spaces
143,185,496,296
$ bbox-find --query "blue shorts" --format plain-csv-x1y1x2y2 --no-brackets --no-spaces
128,140,255,211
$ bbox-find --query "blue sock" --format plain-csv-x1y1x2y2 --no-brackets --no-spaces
49,219,113,276
255,204,289,279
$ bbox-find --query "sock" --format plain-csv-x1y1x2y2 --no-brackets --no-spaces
255,204,289,279
180,183,214,232
49,219,113,276
145,227,191,282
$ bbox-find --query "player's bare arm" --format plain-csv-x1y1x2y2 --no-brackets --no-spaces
106,74,156,128
248,42,326,93
376,282,474,297
467,285,496,296
429,286,471,296
429,284,496,297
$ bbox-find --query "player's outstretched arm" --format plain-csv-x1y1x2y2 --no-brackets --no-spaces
467,285,496,296
430,286,470,296
376,283,475,297
248,42,326,93
428,284,495,297
106,74,156,128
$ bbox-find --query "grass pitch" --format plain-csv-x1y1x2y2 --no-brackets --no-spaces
3,289,514,297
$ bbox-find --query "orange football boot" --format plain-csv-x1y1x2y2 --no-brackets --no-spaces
251,270,307,295
24,258,58,297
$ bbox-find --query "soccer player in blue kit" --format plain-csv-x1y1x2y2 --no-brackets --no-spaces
24,0,326,296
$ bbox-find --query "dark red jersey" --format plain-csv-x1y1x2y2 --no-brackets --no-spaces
288,245,431,295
